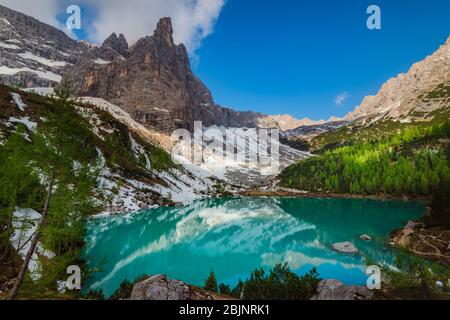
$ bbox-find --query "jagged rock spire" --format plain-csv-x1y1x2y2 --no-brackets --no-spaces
100,32,129,59
154,17,175,48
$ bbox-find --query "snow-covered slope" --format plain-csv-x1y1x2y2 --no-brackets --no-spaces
172,125,311,188
0,86,222,216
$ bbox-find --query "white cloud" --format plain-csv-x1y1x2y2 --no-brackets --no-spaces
0,0,61,27
335,92,350,107
0,0,225,53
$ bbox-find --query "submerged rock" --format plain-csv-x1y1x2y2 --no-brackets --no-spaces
360,234,372,241
312,279,373,300
332,241,358,254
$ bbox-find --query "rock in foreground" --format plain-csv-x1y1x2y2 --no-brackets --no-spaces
130,275,229,300
312,279,373,300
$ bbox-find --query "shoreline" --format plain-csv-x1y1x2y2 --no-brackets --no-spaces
239,189,432,203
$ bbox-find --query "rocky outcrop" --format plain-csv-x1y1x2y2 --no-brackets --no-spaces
344,36,450,123
311,279,373,300
390,218,450,267
129,274,228,300
332,241,359,254
97,33,129,60
0,4,89,87
391,220,418,247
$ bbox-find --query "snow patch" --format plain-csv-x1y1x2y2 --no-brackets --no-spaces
23,87,55,97
8,116,37,130
0,18,12,26
0,41,20,50
11,208,54,281
18,52,67,68
10,92,27,111
94,58,112,65
0,66,62,82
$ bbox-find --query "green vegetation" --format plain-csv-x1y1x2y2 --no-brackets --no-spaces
310,107,450,153
381,253,450,300
218,283,232,296
0,83,178,299
425,182,450,228
420,83,450,101
93,108,174,175
280,121,450,196
203,270,218,293
206,263,321,300
108,279,134,300
1,81,102,299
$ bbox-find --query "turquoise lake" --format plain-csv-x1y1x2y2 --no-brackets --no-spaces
83,197,424,297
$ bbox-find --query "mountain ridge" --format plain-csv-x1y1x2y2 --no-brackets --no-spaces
0,4,449,137
0,4,310,132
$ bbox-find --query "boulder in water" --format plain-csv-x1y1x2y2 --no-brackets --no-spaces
332,241,358,254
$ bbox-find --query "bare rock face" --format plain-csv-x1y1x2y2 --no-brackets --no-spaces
0,4,89,87
130,274,216,300
96,33,129,60
312,279,373,300
65,17,268,133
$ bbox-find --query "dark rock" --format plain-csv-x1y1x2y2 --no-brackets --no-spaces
98,32,129,60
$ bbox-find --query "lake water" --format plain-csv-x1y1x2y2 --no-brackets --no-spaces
83,197,424,297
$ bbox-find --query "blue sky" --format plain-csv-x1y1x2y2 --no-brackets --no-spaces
193,0,450,120
47,0,450,119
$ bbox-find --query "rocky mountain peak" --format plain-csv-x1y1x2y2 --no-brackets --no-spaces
155,17,174,37
98,32,129,59
344,35,450,123
154,17,175,48
0,4,90,87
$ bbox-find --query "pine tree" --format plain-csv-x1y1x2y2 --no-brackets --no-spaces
204,270,218,293
0,128,44,262
8,81,102,299
420,175,430,195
